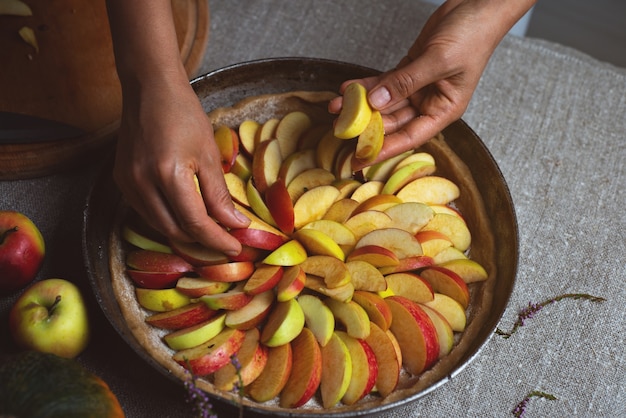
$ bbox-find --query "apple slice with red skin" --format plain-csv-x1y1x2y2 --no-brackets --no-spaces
346,245,399,268
229,228,287,251
126,270,183,289
252,138,283,194
213,328,268,391
419,266,470,309
243,264,283,295
195,261,255,283
169,239,230,266
199,283,253,311
213,125,239,173
365,321,401,397
126,249,193,273
175,277,231,298
300,255,351,289
247,342,293,402
385,296,439,375
379,272,434,303
225,290,275,330
173,327,246,376
352,290,393,331
121,217,171,254
377,255,434,275
279,327,322,408
145,302,217,330
419,303,455,358
275,264,306,301
227,245,266,263
320,332,352,408
336,331,378,405
265,179,295,234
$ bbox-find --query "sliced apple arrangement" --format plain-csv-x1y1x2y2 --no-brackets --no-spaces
117,88,490,410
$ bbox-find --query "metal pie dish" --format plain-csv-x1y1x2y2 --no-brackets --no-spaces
83,58,518,417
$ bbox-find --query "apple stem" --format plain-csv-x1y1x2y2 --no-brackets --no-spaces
0,226,18,244
49,295,62,314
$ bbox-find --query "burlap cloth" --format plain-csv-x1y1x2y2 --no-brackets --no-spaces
1,1,624,417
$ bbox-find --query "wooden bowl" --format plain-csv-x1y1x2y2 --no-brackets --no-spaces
83,58,518,416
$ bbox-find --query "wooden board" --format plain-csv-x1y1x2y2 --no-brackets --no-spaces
0,0,209,179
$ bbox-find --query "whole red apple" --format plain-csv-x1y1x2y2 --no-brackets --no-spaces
0,211,45,294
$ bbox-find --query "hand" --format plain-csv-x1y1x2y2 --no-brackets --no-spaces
113,77,249,255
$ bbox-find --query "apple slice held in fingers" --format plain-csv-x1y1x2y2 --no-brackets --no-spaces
365,321,401,397
145,302,217,330
419,266,470,309
213,124,239,173
336,331,378,405
275,265,306,301
334,82,372,139
352,290,393,331
225,290,275,330
279,327,322,408
252,138,283,194
175,277,231,298
229,228,287,252
260,298,305,347
243,264,283,295
355,109,384,163
173,327,246,376
297,294,335,347
199,283,253,311
169,240,230,266
195,261,255,283
263,240,308,266
213,328,268,391
438,258,489,283
163,313,226,351
247,343,293,402
320,332,352,408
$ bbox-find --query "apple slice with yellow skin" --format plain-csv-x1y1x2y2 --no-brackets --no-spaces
384,201,434,235
243,264,283,295
175,277,231,298
325,298,371,339
379,272,434,303
247,343,293,402
356,227,423,260
300,255,351,289
385,296,439,375
260,298,305,347
246,178,277,227
346,244,399,268
419,266,470,309
381,160,436,195
419,303,454,358
265,179,295,234
173,327,246,376
316,129,346,171
252,138,283,194
345,260,387,292
126,250,192,273
332,178,362,200
421,212,471,251
396,175,461,205
336,331,378,405
279,327,322,408
320,332,352,408
423,293,467,332
377,255,434,275
122,223,172,253
392,151,436,172
194,261,255,282
223,172,250,207
170,239,230,266
145,302,217,330
351,194,402,216
350,180,384,203
355,109,384,163
213,124,239,173
275,265,306,301
293,185,341,229
293,228,345,261
231,153,253,181
334,82,372,139
238,119,261,157
344,210,392,242
163,313,226,351
322,198,359,223
126,270,184,289
438,258,488,283
199,283,253,311
297,294,335,347
263,240,307,266
302,219,356,255
352,290,393,331
287,167,336,203
213,328,268,391
276,111,312,158
365,321,401,397
225,290,274,330
432,246,468,264
304,275,355,303
416,230,454,258
256,118,279,144
278,148,316,186
363,150,412,182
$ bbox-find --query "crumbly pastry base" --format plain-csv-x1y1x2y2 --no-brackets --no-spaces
108,90,496,414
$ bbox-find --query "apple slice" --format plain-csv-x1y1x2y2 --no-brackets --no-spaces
260,298,305,347
379,272,434,303
213,328,268,391
362,150,412,182
316,129,346,171
256,118,280,144
227,245,266,263
356,227,423,260
213,124,239,173
325,298,370,339
336,331,378,405
293,185,341,229
304,275,355,303
145,302,216,330
297,294,335,347
333,146,355,181
350,180,384,203
432,246,468,264
297,124,328,150
231,202,288,239
419,303,454,358
392,151,436,172
136,288,191,312
396,175,460,205
279,327,322,408
238,119,261,157
163,313,226,351
265,179,295,234
225,290,275,330
322,198,359,223
377,254,434,275
224,172,250,207
355,110,384,163
351,194,402,216
301,219,356,254
419,266,470,309
381,160,436,195
231,153,253,181
194,261,255,283
121,223,172,253
346,244,399,268
246,178,277,227
173,327,246,376
334,82,372,139
243,264,283,295
345,260,387,292
170,239,230,266
421,212,471,251
438,258,488,283
423,293,467,332
365,321,401,397
300,255,351,289
175,277,232,298
199,283,253,311
278,148,316,186
252,138,283,194
247,343,293,402
416,230,454,258
385,296,439,375
126,249,193,273
275,265,306,302
126,270,183,289
286,167,336,203
344,210,392,242
332,178,362,200
293,228,345,261
276,111,312,158
263,240,307,266
384,201,435,235
430,203,464,219
320,332,352,408
352,290,393,331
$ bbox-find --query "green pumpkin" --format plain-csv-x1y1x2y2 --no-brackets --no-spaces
0,351,125,418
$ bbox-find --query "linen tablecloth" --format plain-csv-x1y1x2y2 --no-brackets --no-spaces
1,1,624,416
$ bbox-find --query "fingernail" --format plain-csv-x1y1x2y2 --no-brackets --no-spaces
224,248,241,257
234,209,249,224
369,87,391,108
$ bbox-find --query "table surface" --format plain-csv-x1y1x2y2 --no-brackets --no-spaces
1,1,625,417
